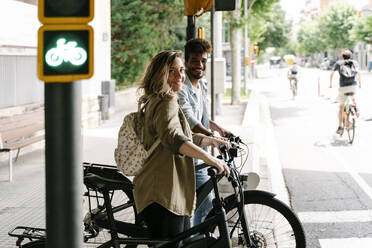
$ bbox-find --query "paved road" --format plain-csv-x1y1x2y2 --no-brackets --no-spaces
252,65,372,247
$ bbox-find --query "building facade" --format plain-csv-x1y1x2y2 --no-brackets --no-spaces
0,0,112,127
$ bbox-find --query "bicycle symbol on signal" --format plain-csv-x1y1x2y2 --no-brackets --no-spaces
45,38,87,67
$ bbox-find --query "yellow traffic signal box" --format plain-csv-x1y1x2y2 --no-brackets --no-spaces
38,0,94,82
38,25,93,82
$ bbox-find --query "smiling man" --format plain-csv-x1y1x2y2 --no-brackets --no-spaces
178,38,231,227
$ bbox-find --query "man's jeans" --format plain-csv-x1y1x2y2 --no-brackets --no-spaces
194,167,214,226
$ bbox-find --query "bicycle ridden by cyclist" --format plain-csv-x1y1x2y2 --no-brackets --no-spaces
329,49,362,135
287,61,299,90
133,50,230,245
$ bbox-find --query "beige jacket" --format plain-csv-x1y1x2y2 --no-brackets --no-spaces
133,95,203,216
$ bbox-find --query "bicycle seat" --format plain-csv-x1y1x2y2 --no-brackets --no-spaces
84,172,133,192
344,92,354,96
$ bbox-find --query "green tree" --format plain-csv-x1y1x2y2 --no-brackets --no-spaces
227,0,279,104
258,3,291,52
297,20,326,56
111,0,183,87
352,14,372,44
318,4,357,54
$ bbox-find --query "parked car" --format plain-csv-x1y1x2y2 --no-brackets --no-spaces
320,58,336,70
269,56,281,68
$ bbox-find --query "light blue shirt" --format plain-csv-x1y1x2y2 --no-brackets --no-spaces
178,75,210,166
178,75,210,130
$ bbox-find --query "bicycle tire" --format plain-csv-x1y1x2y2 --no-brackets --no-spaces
83,189,138,245
347,114,355,144
207,190,306,248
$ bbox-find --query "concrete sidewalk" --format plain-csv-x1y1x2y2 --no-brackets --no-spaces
0,87,286,247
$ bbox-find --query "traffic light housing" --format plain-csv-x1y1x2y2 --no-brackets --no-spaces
215,0,237,11
38,0,94,24
184,0,213,16
38,0,94,82
184,0,237,16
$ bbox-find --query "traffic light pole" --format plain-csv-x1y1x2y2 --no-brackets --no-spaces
45,82,83,248
186,15,196,41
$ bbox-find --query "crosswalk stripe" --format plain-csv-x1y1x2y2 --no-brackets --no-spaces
319,238,372,247
298,210,372,223
328,146,372,201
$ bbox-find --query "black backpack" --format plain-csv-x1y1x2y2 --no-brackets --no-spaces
290,65,298,75
339,60,357,83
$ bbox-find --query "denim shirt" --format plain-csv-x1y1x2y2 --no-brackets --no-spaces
178,75,210,130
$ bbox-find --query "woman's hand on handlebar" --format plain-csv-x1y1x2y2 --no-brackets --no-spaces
203,154,230,177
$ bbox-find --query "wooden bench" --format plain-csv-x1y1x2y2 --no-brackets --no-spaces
0,110,44,181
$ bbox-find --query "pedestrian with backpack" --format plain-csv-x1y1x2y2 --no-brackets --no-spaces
330,49,362,134
121,50,230,245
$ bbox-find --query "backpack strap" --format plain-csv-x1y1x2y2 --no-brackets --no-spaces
139,98,161,154
147,138,161,155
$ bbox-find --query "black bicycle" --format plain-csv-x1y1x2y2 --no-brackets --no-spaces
9,136,306,247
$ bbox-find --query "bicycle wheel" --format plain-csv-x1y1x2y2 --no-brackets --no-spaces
207,190,306,248
346,113,355,144
83,189,138,246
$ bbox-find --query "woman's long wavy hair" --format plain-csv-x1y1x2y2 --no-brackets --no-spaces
138,50,183,105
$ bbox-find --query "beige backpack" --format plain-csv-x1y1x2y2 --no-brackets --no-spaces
114,105,160,176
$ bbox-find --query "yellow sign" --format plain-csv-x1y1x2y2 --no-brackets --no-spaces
198,27,205,39
184,0,213,16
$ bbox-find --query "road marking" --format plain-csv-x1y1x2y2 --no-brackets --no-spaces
319,238,372,248
298,210,372,223
328,147,372,201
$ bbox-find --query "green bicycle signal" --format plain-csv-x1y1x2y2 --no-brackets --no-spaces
38,25,93,82
45,38,87,67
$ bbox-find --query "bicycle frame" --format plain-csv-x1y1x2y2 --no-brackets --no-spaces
8,140,260,248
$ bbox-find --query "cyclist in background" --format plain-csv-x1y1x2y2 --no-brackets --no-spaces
330,49,362,135
287,61,299,92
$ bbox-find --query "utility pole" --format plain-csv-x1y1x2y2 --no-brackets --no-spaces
211,1,215,121
244,0,250,94
186,15,197,41
214,11,223,115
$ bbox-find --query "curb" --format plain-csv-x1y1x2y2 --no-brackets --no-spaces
257,95,290,206
241,92,261,190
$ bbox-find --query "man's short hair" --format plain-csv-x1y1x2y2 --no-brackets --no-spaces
342,49,352,60
184,38,212,62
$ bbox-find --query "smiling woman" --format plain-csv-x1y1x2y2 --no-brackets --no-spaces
168,57,185,92
130,50,229,243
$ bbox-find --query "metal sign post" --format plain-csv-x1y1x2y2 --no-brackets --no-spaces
37,1,94,247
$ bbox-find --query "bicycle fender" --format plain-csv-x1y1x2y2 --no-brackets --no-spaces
243,190,276,199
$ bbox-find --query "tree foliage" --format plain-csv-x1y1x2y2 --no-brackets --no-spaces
258,3,291,52
351,14,372,44
111,0,183,86
297,20,326,56
297,3,357,57
318,4,357,50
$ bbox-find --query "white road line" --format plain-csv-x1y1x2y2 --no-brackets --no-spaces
328,146,372,201
298,210,372,223
319,238,372,248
